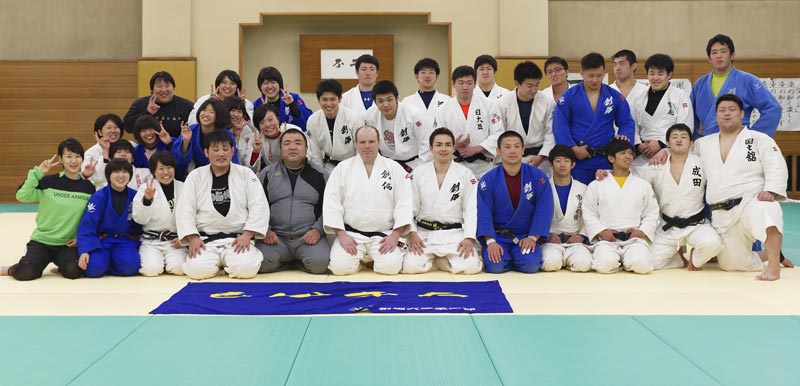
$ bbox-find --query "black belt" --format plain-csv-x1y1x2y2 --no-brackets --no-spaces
454,150,491,163
613,231,631,241
344,224,406,248
322,154,340,166
661,211,706,231
585,145,607,158
142,230,179,241
709,197,743,211
523,146,543,157
395,155,419,173
495,229,520,244
553,233,591,245
199,232,240,243
98,232,139,241
416,219,462,231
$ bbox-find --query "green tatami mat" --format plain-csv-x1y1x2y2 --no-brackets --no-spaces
473,315,721,386
285,315,502,386
69,316,310,386
0,316,149,386
635,316,800,386
0,204,37,213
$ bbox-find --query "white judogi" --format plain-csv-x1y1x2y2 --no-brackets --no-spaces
541,179,592,272
365,102,429,170
175,164,269,279
341,86,373,119
132,180,187,276
434,96,504,178
188,94,255,126
402,90,450,136
539,84,574,104
323,154,413,275
633,154,721,269
583,173,659,274
630,85,693,166
402,161,482,274
694,127,788,271
496,90,555,174
611,80,648,106
474,83,509,101
235,124,258,171
306,106,362,173
82,142,147,190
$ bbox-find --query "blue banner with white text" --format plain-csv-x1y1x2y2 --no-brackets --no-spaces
151,281,512,315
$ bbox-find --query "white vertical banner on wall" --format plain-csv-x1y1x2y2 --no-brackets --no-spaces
320,49,374,79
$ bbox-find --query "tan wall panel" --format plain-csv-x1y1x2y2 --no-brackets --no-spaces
549,1,800,59
0,0,142,60
137,59,197,101
242,14,450,110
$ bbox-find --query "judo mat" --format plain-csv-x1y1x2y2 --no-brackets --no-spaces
2,203,800,385
150,281,513,315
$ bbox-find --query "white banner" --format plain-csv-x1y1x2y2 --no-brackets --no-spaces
320,49,374,79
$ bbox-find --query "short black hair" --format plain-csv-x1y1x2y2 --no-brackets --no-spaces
203,129,234,150
474,55,498,72
222,95,250,121
109,140,135,159
93,114,123,134
354,125,380,142
544,56,568,72
355,54,380,71
58,138,85,159
665,123,693,141
548,144,576,163
414,58,440,75
195,99,232,129
149,71,175,92
257,66,284,90
513,61,543,83
428,127,455,147
644,54,674,74
452,65,476,82
215,70,242,89
104,158,133,182
497,131,524,148
581,52,606,71
253,104,279,126
371,80,398,99
605,138,633,160
279,128,307,147
612,49,637,65
316,79,343,99
706,34,735,57
148,151,176,175
132,115,160,143
716,93,744,111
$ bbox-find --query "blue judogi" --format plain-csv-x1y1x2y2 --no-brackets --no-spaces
133,140,173,168
77,186,142,278
553,83,635,184
477,164,554,273
171,124,239,180
253,93,313,131
690,67,781,138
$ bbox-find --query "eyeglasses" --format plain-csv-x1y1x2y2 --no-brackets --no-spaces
546,68,565,75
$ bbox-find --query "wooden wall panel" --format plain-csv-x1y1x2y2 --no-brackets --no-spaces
0,61,138,203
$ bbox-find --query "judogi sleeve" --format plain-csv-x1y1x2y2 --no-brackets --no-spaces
677,91,694,132
581,182,606,240
638,182,660,241
15,166,45,203
760,136,789,199
689,87,702,139
749,80,781,136
77,191,106,254
409,171,422,233
243,169,270,239
476,174,497,241
462,171,478,241
553,97,576,147
415,110,433,163
306,123,324,170
392,167,414,230
322,166,346,233
528,174,554,238
132,185,154,226
615,98,635,142
175,172,200,244
541,100,556,156
479,103,504,155
311,171,328,235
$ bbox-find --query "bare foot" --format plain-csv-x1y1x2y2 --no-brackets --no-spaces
0,265,9,276
49,267,60,274
686,250,702,271
781,257,794,268
756,264,781,281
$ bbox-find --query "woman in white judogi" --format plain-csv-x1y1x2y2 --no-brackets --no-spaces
323,126,413,275
434,94,504,178
175,130,269,280
132,152,186,276
365,98,429,171
496,86,555,174
583,140,659,274
403,128,482,274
